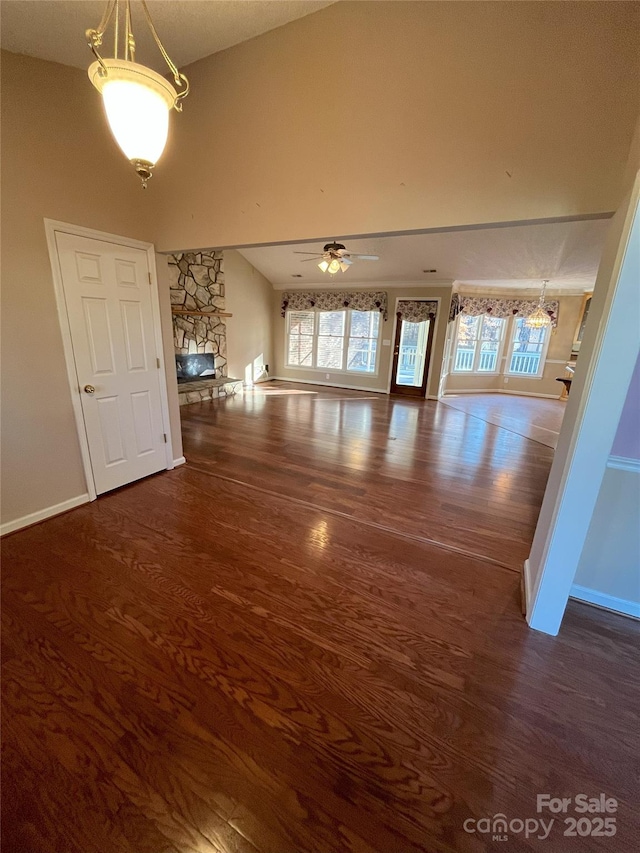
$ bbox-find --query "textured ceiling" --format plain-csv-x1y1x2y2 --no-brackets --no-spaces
0,0,335,72
238,218,610,291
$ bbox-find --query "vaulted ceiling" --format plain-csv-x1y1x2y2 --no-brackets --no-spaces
0,1,335,72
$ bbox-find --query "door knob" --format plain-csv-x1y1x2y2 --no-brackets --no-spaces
83,385,96,395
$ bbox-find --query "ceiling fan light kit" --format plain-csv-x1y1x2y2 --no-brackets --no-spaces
86,0,189,187
296,242,380,276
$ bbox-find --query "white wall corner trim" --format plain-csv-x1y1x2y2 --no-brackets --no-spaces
1,493,90,537
570,585,640,619
173,456,187,467
523,559,533,615
607,455,640,473
525,175,640,636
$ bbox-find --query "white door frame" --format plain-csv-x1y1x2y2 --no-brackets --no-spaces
524,173,640,635
44,219,175,501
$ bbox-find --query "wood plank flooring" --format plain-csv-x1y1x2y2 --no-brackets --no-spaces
181,384,555,570
439,394,566,449
2,382,638,852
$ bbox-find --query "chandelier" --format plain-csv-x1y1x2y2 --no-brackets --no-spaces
86,0,189,187
525,280,552,329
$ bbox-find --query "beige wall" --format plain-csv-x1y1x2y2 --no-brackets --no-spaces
272,286,453,397
154,1,639,250
0,51,177,525
444,294,584,397
572,465,640,609
224,250,273,383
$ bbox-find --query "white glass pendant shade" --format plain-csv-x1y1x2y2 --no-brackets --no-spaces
89,59,176,183
318,260,329,273
328,259,341,274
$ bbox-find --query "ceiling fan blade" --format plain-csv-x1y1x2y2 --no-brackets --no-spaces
352,254,380,261
300,257,322,262
293,251,323,256
340,256,354,265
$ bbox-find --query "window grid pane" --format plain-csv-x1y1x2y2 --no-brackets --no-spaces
316,311,346,369
477,317,504,371
347,338,377,373
350,311,380,338
508,318,546,375
317,335,344,369
287,311,315,366
288,335,314,366
453,315,480,372
289,311,315,336
318,311,346,336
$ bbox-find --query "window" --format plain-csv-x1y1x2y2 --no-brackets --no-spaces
347,310,380,373
287,311,315,366
507,318,549,376
286,309,381,373
453,315,505,373
317,311,345,369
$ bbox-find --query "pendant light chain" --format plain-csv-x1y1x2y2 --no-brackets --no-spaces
539,279,548,307
86,0,117,74
140,0,190,109
125,0,135,62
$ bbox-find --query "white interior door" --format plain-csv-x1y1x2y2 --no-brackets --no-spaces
55,232,167,495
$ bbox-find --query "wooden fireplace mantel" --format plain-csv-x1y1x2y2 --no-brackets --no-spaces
171,309,234,318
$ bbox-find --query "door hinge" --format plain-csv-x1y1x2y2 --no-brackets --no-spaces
156,357,161,369
163,433,167,443
148,272,152,285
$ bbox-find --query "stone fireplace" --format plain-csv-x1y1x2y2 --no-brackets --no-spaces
168,252,242,405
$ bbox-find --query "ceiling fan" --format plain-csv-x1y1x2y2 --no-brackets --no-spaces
294,242,380,275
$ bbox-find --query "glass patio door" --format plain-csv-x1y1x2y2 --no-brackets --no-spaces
390,317,435,397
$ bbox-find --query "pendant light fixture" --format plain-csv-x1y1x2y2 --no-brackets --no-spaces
86,0,189,187
525,279,552,329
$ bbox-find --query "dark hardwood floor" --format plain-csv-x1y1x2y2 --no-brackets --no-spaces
2,382,638,852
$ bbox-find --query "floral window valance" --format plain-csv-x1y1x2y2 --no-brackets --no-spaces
396,300,438,323
281,290,388,320
456,295,559,327
449,293,462,323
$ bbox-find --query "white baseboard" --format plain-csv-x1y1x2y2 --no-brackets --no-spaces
173,456,187,467
570,584,640,619
270,376,388,394
608,455,640,473
1,493,90,537
501,389,563,399
441,389,496,395
442,388,562,400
